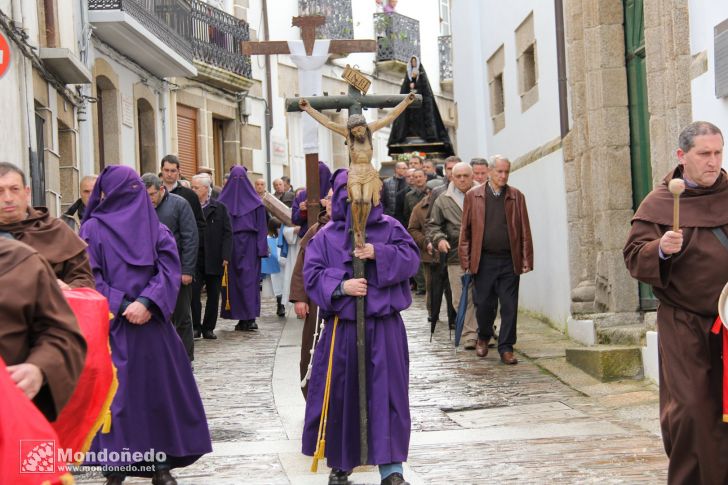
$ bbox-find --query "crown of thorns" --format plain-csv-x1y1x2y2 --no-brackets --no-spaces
347,114,368,130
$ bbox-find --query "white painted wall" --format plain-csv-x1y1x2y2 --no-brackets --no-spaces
0,44,27,169
689,0,728,161
451,0,487,160
452,0,571,326
509,150,571,328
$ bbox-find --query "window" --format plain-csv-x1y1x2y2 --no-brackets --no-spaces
487,45,505,133
516,12,539,112
439,0,451,36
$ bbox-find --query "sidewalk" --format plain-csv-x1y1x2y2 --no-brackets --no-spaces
75,296,667,484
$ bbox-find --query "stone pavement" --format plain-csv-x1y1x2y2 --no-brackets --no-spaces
75,295,667,484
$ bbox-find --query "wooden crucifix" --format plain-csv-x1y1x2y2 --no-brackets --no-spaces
243,16,377,228
286,82,421,467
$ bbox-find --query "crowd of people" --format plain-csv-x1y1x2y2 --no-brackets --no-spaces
7,121,726,485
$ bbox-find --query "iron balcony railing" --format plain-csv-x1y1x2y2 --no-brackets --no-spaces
191,0,251,79
373,11,420,64
89,0,252,79
88,0,194,61
298,0,354,40
438,35,452,81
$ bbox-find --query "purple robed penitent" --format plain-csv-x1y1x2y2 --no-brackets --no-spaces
79,166,211,475
301,169,420,471
217,165,268,321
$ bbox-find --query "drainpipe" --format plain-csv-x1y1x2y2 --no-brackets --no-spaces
555,0,569,139
12,0,39,188
159,81,169,156
262,0,273,188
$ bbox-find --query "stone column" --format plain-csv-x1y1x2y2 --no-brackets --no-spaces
564,0,638,315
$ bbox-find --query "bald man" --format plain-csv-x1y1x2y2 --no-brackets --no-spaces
63,175,97,232
273,178,294,207
426,162,478,348
254,178,267,198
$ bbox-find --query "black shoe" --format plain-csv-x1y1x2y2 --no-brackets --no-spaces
235,320,249,331
276,304,286,317
247,320,258,330
193,329,202,339
381,472,409,485
202,330,217,339
151,469,177,485
328,468,351,485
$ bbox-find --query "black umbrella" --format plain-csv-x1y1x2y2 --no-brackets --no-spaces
454,272,473,348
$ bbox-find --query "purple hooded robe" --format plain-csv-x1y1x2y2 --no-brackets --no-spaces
301,169,419,471
79,166,211,475
291,161,332,238
217,165,268,321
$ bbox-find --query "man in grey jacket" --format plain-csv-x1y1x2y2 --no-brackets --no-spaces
143,173,199,362
426,162,478,349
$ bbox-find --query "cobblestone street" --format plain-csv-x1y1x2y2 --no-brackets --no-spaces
76,294,668,484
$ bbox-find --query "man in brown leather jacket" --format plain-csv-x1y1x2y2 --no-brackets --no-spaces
459,156,533,365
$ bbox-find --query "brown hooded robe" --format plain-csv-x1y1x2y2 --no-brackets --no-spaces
0,207,94,288
0,238,87,421
289,209,330,399
624,168,728,485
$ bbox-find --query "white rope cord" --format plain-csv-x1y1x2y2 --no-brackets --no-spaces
301,306,323,387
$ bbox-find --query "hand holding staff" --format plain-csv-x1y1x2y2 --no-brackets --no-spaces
660,179,686,256
668,178,686,231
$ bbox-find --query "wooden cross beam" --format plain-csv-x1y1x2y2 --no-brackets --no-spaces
243,15,376,56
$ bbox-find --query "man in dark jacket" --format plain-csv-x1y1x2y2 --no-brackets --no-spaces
160,155,206,264
382,161,408,216
62,174,97,232
190,174,232,340
143,173,199,362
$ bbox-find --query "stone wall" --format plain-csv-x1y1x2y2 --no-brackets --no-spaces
644,0,692,183
563,0,638,315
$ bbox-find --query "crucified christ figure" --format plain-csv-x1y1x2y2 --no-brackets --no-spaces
299,91,416,247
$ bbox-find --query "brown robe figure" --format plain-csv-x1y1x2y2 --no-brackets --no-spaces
624,167,728,484
0,207,94,288
0,238,87,421
299,92,416,247
290,208,331,399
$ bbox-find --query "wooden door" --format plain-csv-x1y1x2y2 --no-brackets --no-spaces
624,0,656,310
176,104,198,179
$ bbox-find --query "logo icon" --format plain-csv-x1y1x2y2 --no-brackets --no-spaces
20,440,55,473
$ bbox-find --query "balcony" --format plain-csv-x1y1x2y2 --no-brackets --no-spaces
438,35,453,92
88,0,196,78
190,0,253,90
374,11,420,75
299,0,354,40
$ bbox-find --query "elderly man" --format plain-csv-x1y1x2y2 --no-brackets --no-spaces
460,156,533,364
427,162,478,348
143,173,198,361
0,162,94,289
63,174,97,231
0,237,86,421
190,174,232,340
254,177,267,198
382,161,408,217
403,168,428,227
624,121,728,484
471,158,489,185
273,178,295,207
